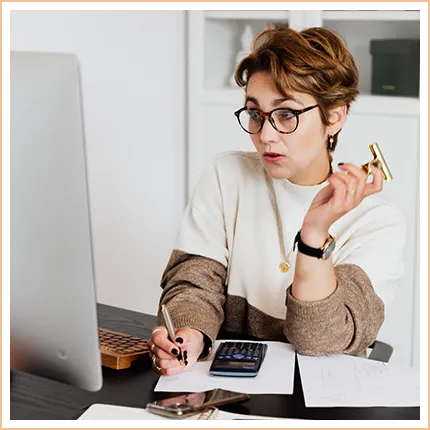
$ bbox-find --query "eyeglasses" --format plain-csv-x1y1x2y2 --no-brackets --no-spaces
234,104,319,135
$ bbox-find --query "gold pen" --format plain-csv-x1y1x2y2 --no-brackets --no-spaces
161,304,184,366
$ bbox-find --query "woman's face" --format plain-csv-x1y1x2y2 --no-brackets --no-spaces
245,72,332,185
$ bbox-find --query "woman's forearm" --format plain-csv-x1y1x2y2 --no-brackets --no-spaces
285,264,385,356
291,225,337,301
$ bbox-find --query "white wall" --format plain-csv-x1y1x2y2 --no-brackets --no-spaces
11,11,187,316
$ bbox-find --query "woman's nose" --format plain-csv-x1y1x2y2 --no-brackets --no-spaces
259,117,280,144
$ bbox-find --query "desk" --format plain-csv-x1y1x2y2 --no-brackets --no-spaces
10,304,420,420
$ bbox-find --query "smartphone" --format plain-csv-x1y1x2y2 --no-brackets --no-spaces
146,388,250,418
209,341,268,377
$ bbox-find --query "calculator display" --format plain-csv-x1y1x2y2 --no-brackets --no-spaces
209,341,268,377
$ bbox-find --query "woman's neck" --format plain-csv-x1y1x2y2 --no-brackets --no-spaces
289,156,331,186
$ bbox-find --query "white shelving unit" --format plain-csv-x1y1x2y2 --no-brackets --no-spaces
322,10,420,21
187,10,420,368
201,89,420,116
205,10,290,20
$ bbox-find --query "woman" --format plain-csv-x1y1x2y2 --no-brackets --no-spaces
148,27,406,375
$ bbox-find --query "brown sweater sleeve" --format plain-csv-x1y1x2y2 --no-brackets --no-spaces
284,263,384,356
157,250,227,357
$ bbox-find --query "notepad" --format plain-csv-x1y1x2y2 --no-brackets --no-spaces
154,340,295,395
298,353,420,407
77,403,291,420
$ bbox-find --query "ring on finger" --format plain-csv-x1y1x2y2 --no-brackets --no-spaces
150,342,156,353
152,354,162,372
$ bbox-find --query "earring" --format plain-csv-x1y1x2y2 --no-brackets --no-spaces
328,135,335,151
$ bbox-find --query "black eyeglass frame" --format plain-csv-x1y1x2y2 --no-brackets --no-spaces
234,104,319,135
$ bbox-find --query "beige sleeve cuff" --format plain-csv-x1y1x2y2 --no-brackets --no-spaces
284,264,384,356
157,308,215,360
158,250,228,361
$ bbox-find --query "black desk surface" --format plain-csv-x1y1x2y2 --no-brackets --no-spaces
11,304,420,420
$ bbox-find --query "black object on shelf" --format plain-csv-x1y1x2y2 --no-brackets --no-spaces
370,39,420,97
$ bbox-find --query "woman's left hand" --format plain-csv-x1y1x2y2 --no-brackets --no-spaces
302,163,383,237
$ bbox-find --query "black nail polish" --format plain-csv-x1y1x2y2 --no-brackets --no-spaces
175,337,184,344
185,359,189,366
338,162,345,166
171,348,178,356
177,352,183,362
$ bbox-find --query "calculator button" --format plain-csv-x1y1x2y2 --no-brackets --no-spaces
233,354,245,360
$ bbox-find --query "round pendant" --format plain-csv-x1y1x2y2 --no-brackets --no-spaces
279,261,290,273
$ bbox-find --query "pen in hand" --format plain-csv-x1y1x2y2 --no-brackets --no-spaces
161,304,185,366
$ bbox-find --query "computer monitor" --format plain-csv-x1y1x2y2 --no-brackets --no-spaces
10,51,103,391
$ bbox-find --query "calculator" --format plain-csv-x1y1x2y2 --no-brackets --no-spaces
209,341,268,377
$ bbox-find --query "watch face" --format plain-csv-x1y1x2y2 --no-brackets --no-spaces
322,239,336,260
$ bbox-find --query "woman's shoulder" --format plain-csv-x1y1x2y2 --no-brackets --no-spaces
354,194,406,231
199,151,263,182
362,194,404,215
211,150,261,170
190,151,263,201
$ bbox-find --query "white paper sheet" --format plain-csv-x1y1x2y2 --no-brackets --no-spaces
78,403,294,420
154,340,295,395
298,353,420,407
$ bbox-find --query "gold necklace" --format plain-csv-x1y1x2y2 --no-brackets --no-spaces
264,161,333,272
264,172,293,273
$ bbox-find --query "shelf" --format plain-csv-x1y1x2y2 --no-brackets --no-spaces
205,10,289,21
204,10,419,23
349,94,420,116
201,89,420,116
323,10,419,22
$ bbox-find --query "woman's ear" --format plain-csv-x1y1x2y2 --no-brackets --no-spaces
328,105,347,135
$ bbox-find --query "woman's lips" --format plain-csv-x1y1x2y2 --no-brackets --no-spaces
263,152,285,163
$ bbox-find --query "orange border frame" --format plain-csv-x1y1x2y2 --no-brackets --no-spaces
0,0,430,428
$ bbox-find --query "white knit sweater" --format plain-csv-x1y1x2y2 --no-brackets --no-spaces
174,151,406,319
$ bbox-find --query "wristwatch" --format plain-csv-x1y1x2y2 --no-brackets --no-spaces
293,230,336,260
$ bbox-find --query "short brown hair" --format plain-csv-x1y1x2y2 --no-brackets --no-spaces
234,27,359,151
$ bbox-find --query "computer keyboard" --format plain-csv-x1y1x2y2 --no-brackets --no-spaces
98,328,150,370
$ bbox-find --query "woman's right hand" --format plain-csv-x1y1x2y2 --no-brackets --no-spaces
147,326,205,376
